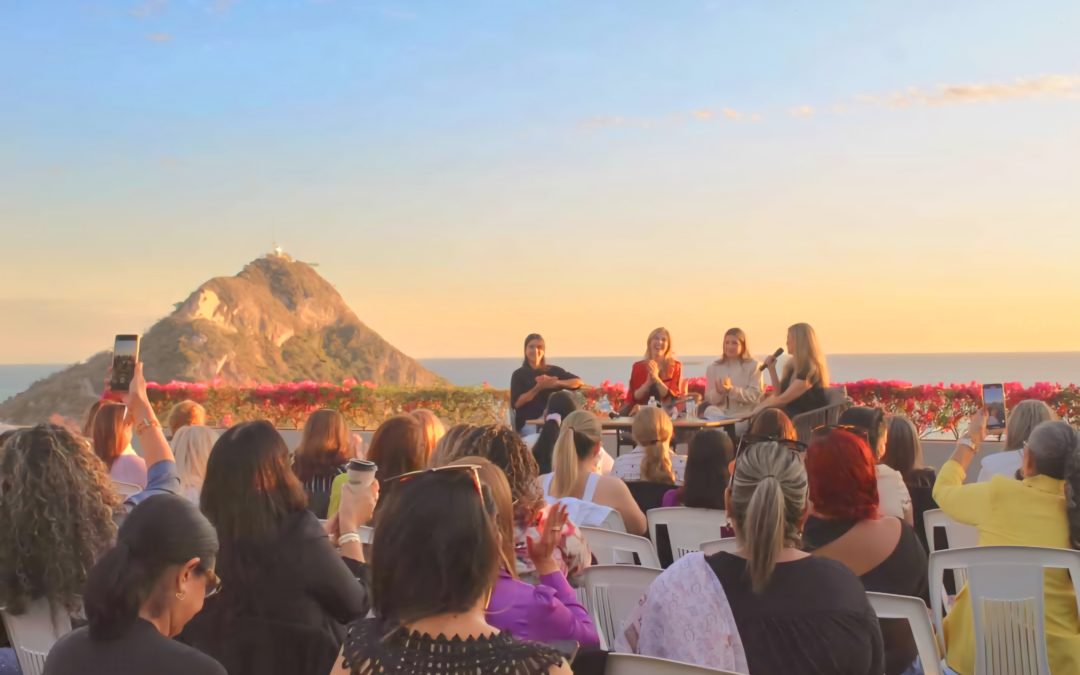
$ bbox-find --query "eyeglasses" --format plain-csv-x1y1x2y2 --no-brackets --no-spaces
199,566,223,599
812,424,870,442
382,464,484,497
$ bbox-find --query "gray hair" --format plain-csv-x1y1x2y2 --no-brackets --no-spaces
1027,421,1080,550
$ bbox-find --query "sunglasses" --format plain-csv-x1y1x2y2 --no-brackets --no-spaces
812,424,870,442
730,435,807,488
198,565,223,599
383,464,493,516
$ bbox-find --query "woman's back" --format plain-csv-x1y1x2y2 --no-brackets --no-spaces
46,619,225,675
706,552,883,675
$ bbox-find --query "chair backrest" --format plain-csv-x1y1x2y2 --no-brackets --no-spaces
823,385,848,407
866,592,943,675
929,546,1080,675
923,508,979,596
581,527,661,568
791,385,850,441
647,507,728,562
605,653,742,674
699,538,740,556
583,565,661,652
625,481,673,515
1,598,73,675
111,480,143,498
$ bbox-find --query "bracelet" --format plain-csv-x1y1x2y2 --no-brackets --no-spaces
134,417,161,435
958,436,979,452
337,533,362,547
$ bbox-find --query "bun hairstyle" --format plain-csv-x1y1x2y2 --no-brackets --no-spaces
549,411,603,498
532,391,581,475
632,406,675,484
728,442,808,593
1025,421,1080,549
83,494,218,640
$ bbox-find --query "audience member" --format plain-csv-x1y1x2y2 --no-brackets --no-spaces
625,327,683,410
410,408,446,458
436,424,592,584
44,494,225,675
754,322,829,418
366,413,427,491
293,409,351,519
167,400,207,438
82,400,103,437
662,429,732,510
837,406,913,524
748,408,798,441
510,333,583,434
180,421,373,675
933,414,1080,675
527,391,615,476
541,411,646,534
429,423,478,468
93,401,147,488
804,428,929,675
611,406,686,484
453,457,599,648
331,464,571,675
172,425,219,504
620,441,883,673
883,415,938,549
702,327,763,422
976,399,1057,481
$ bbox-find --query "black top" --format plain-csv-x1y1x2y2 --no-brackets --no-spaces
705,552,883,675
302,464,348,519
179,510,370,675
780,368,827,416
509,364,579,431
341,618,565,674
802,517,930,675
45,619,226,675
905,468,939,552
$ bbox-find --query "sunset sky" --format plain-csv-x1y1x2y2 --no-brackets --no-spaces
2,1,1079,362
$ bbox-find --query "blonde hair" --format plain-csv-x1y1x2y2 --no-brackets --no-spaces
729,441,808,593
632,407,675,483
1006,400,1057,451
719,327,752,363
449,456,518,579
167,400,207,436
172,425,219,497
644,327,675,365
410,409,446,458
550,411,603,498
782,323,830,388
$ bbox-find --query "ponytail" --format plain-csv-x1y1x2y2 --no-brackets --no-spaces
532,391,581,474
1064,427,1080,550
744,476,785,593
632,406,675,484
640,441,675,484
550,411,603,497
83,542,149,640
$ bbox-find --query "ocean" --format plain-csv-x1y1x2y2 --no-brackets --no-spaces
2,352,1079,401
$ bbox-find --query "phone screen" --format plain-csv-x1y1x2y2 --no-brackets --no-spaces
110,335,140,392
981,383,1007,431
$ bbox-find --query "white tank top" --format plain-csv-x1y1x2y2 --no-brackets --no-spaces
542,471,600,502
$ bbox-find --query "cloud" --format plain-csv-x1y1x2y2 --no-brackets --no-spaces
856,74,1080,109
130,0,167,18
721,108,742,120
789,105,814,117
580,115,654,130
686,107,753,122
145,32,173,43
209,0,236,13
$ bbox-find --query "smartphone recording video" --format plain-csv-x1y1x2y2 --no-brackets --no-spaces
981,383,1007,432
109,334,141,392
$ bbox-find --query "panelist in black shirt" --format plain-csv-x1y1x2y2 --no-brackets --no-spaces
509,333,583,433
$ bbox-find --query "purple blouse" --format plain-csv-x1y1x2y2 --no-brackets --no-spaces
486,569,599,649
661,488,681,508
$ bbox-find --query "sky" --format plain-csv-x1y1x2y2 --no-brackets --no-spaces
2,0,1079,362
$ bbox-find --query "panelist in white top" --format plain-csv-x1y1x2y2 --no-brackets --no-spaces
702,327,763,419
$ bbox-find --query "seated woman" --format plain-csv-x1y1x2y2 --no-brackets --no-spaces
838,407,913,524
510,333,583,434
619,441,883,673
179,421,374,675
44,494,226,675
933,413,1080,675
437,425,592,585
167,400,207,438
662,429,733,510
702,327,763,421
528,392,615,475
976,399,1056,481
331,464,571,675
752,322,829,419
366,414,428,490
611,406,687,484
451,457,599,648
293,409,351,519
93,401,147,488
804,428,929,675
883,415,938,549
748,408,797,441
624,327,683,411
410,408,446,458
172,425,219,504
539,411,647,535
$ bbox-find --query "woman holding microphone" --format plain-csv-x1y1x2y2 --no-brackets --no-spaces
753,322,829,418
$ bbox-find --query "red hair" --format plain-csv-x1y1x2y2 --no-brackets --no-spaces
806,429,879,521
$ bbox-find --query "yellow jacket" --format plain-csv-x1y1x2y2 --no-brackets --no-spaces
933,459,1080,675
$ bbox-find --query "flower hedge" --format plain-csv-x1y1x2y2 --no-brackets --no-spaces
147,378,1080,437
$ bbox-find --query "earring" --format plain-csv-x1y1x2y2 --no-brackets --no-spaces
175,591,186,600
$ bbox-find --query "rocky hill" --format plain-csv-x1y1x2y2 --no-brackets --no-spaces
0,254,444,424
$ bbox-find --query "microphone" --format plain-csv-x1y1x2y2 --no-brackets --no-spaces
758,348,784,372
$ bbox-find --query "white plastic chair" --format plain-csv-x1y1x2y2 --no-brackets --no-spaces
111,480,143,499
583,565,661,652
1,598,73,675
866,592,944,675
581,527,661,568
605,653,743,674
647,507,727,562
929,546,1080,675
923,508,979,598
699,538,740,556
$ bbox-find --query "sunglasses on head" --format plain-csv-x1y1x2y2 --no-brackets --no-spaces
730,435,807,488
812,424,870,442
383,464,493,514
